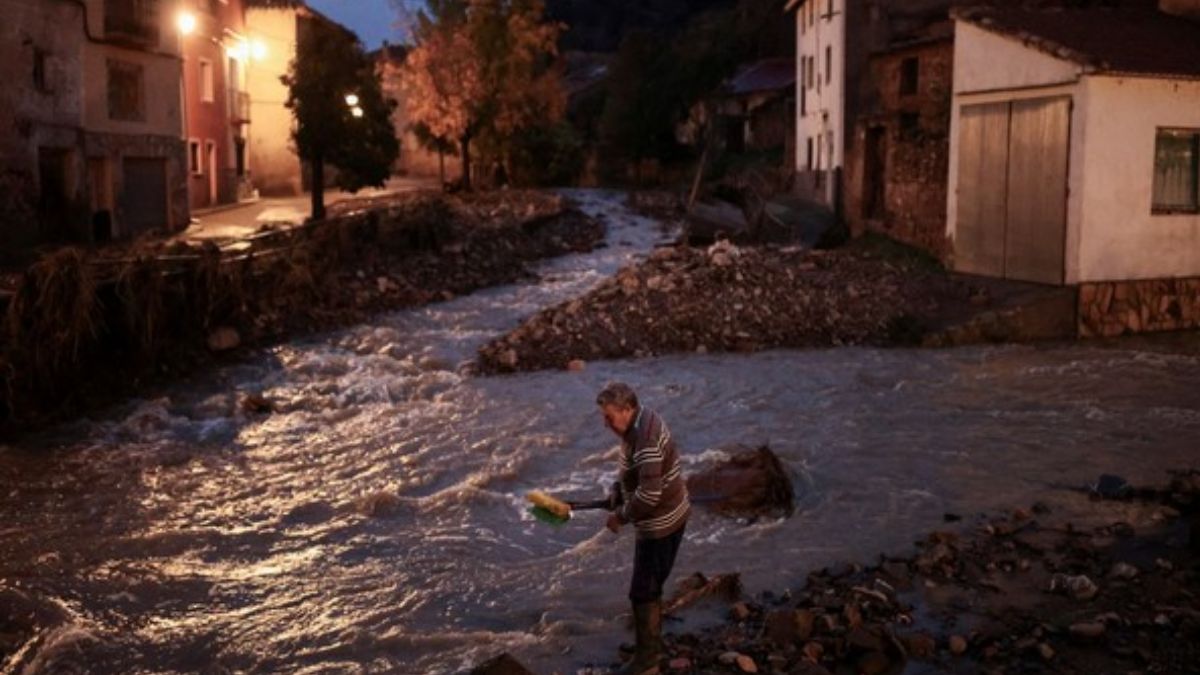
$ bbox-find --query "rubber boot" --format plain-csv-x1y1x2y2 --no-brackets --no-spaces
616,601,661,675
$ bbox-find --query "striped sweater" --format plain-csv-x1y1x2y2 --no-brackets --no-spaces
617,407,690,539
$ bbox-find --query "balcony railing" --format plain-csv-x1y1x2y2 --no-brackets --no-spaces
229,90,251,125
104,0,160,47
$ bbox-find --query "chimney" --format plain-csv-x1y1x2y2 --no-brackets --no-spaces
1160,0,1200,19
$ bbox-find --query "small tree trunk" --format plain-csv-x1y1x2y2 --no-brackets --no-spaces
460,135,472,191
310,153,326,221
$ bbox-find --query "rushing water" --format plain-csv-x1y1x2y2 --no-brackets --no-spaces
2,191,1199,675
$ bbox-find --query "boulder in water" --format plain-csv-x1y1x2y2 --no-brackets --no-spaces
687,445,795,518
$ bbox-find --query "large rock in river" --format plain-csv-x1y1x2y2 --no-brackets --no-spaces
687,445,795,518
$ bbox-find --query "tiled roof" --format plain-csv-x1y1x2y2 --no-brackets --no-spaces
724,58,797,96
954,6,1200,79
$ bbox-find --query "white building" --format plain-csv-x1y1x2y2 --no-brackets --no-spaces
787,0,846,210
948,3,1200,335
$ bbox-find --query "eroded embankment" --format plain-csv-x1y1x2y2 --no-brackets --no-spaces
0,190,602,433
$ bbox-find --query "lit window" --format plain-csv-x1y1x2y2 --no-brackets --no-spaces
1153,129,1199,213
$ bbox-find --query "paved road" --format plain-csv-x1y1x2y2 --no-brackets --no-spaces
179,177,436,242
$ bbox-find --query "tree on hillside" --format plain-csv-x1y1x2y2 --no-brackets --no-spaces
284,19,399,220
399,0,565,190
596,0,794,180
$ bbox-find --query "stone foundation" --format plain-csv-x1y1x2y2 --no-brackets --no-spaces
1078,277,1200,337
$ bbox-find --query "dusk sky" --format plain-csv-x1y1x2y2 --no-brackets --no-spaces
308,0,419,49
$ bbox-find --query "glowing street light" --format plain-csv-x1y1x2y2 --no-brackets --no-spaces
176,10,197,36
351,106,364,118
344,93,360,107
251,39,268,60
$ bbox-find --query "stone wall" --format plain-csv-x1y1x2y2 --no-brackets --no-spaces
1078,278,1200,337
845,37,953,258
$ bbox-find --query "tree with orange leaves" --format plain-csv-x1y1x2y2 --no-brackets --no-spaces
398,0,564,190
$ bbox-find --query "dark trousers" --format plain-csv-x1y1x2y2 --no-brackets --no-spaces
629,524,685,603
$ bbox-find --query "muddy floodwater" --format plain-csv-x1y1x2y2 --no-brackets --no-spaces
2,192,1199,674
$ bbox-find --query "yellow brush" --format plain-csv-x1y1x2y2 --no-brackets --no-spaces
526,490,573,523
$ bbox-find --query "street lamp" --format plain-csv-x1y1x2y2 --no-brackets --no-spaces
351,106,364,118
345,93,360,107
251,39,268,60
176,10,197,36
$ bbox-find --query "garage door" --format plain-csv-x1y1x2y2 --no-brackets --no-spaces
120,157,167,236
956,96,1070,284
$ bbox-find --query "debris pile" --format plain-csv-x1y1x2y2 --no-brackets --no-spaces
478,240,977,373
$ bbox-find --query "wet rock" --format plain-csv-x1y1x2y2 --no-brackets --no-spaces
355,491,403,518
668,656,691,670
857,651,892,675
1039,642,1056,660
902,633,936,659
731,602,752,621
1109,562,1139,579
802,641,825,662
207,326,240,352
764,609,814,645
685,445,795,518
239,392,275,415
566,359,587,372
1091,474,1132,499
1049,573,1099,600
949,635,968,655
846,626,885,652
470,652,536,675
735,654,758,673
1069,622,1106,639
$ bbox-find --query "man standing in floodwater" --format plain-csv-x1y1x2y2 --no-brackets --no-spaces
597,382,690,675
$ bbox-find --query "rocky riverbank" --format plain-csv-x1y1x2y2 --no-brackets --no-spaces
477,238,996,374
0,190,602,434
475,471,1200,675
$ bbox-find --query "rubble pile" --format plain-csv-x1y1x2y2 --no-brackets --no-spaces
478,241,974,373
641,470,1200,674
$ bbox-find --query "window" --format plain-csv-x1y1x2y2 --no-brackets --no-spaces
33,48,49,92
826,46,832,84
827,0,834,15
806,137,814,170
900,112,920,140
200,59,214,103
188,140,202,174
205,140,217,174
1153,129,1199,213
900,57,919,96
107,59,144,121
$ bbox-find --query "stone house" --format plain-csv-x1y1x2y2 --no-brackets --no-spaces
847,22,955,255
0,0,189,249
948,2,1200,335
785,0,958,216
179,0,256,210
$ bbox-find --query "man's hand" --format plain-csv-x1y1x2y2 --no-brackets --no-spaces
606,512,623,534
